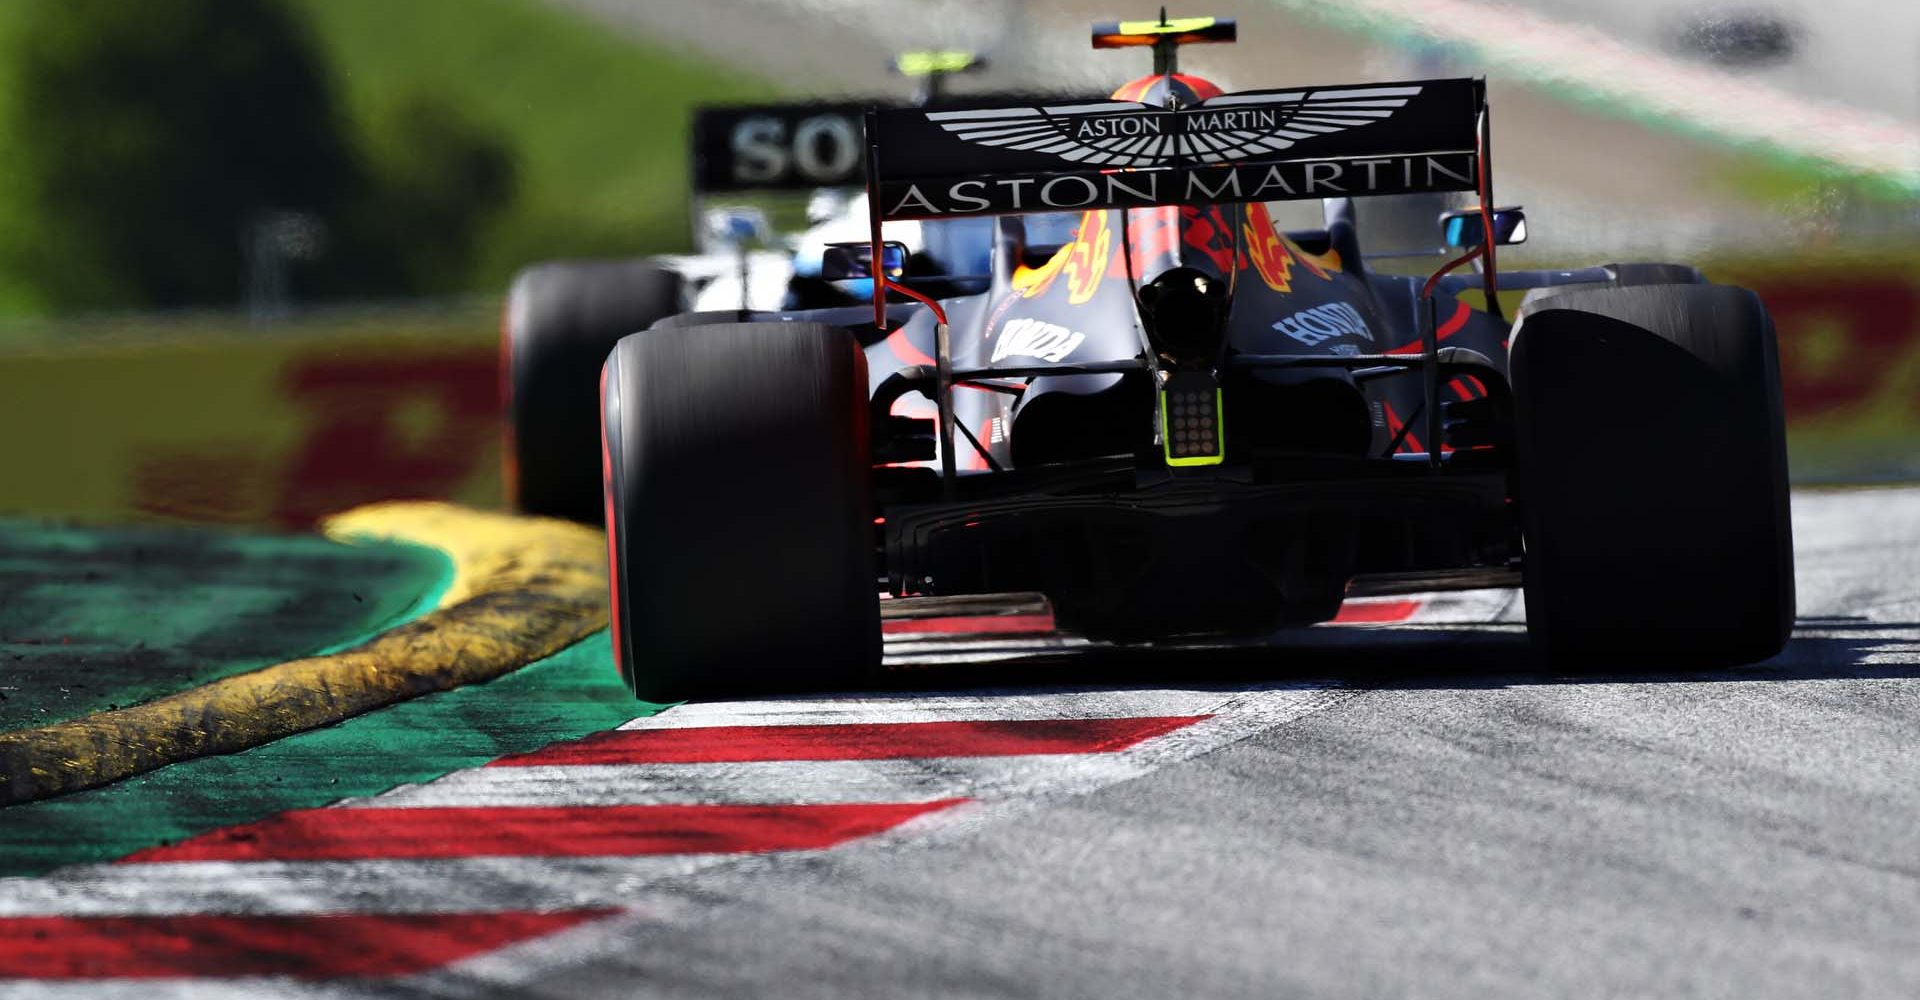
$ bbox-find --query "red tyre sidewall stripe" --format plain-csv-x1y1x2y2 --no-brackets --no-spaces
500,293,520,508
599,358,627,682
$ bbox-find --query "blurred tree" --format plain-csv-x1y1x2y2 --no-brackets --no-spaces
3,0,361,311
0,0,518,315
338,92,518,296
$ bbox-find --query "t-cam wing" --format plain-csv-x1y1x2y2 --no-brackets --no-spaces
867,77,1486,220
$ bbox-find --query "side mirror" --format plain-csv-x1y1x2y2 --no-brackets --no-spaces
821,241,910,280
1440,206,1527,248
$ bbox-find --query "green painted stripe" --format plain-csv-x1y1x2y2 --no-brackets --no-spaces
0,631,664,877
0,523,452,731
311,542,454,657
0,502,610,805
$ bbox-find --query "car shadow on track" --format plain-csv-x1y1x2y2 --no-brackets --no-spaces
872,617,1920,695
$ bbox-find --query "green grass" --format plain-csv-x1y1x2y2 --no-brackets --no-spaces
288,0,779,284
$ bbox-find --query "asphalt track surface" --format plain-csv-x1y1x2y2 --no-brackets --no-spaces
3,487,1918,997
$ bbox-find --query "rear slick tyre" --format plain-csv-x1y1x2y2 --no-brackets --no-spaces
1510,283,1794,668
504,259,681,523
601,321,880,700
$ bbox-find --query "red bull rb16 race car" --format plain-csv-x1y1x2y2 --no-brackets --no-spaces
596,15,1795,700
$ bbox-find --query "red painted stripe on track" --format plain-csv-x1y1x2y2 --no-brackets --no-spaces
1331,599,1424,623
492,716,1210,768
881,613,1055,635
122,801,962,863
0,911,609,979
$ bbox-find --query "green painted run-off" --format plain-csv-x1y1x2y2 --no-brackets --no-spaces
0,520,451,731
0,631,660,877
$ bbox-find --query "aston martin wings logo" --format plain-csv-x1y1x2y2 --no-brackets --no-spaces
869,77,1483,219
923,84,1424,167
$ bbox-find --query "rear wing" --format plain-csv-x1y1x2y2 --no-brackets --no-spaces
865,77,1486,220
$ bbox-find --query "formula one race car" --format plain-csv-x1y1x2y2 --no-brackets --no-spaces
504,53,1063,522
600,15,1796,699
